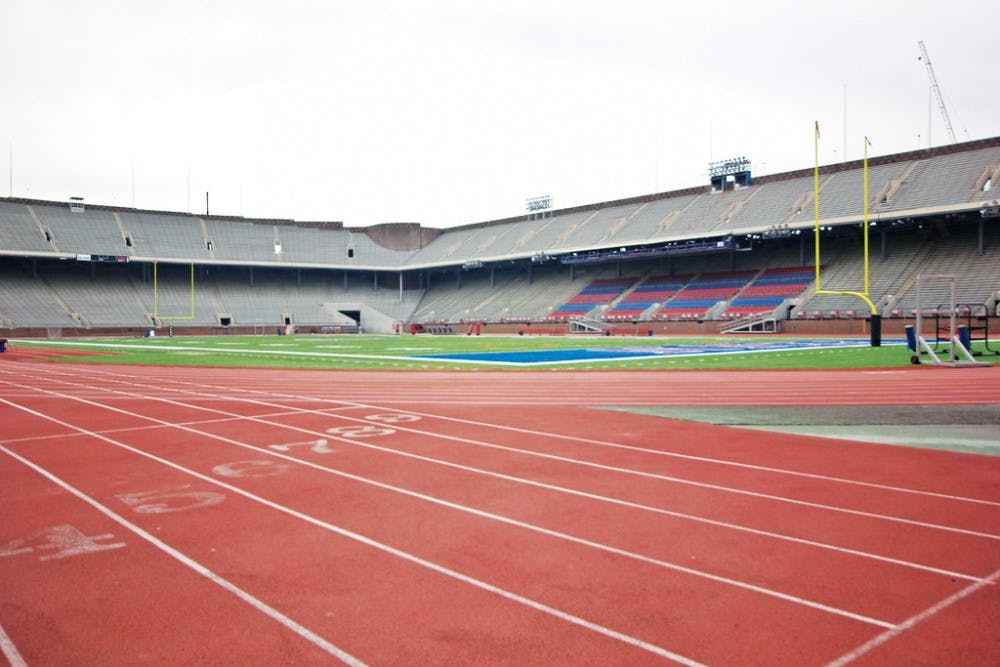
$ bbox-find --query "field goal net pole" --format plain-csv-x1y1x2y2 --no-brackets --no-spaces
152,261,196,330
813,125,880,346
909,273,982,366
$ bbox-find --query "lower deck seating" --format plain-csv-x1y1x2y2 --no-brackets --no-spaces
653,271,755,320
545,277,635,322
720,267,814,319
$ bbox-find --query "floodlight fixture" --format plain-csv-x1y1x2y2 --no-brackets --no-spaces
708,157,752,191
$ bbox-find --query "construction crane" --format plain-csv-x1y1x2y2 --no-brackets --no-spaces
917,40,957,144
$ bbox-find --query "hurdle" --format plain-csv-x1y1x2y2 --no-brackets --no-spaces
906,274,991,367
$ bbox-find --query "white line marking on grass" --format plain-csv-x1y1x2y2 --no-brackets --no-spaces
11,339,409,363
824,568,1000,666
10,338,908,367
0,383,914,628
0,623,27,667
0,445,366,667
0,399,706,666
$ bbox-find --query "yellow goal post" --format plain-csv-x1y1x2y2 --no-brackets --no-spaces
152,261,195,324
812,123,881,346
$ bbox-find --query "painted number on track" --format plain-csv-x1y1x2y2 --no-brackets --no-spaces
267,438,335,454
365,413,421,424
117,486,225,514
213,459,293,478
325,425,395,439
0,524,125,561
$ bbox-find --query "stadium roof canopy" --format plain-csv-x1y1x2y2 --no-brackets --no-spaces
2,137,998,272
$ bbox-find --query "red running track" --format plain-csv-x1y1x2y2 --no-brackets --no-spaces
0,359,998,665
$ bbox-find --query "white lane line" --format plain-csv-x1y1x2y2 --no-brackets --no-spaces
123,383,1000,541
0,622,27,667
3,372,992,582
825,568,1000,666
0,408,319,446
20,365,1000,539
0,388,898,630
64,376,995,581
0,400,706,666
50,363,999,509
0,445,366,667
338,405,1000,508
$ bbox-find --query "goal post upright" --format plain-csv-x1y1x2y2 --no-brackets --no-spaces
152,260,196,324
813,123,880,345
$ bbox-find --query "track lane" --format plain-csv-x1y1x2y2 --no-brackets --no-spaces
7,361,1000,406
13,364,998,531
24,369,997,580
3,376,996,611
3,407,697,666
0,445,357,666
3,360,999,664
32,362,998,509
2,386,889,665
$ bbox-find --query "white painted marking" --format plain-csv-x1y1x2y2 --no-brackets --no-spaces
0,407,705,665
213,460,293,478
117,486,225,514
325,425,394,439
268,438,335,455
0,524,125,561
308,407,1000,541
4,371,992,583
11,339,408,363
825,568,1000,666
80,363,996,510
0,622,27,667
364,414,421,424
370,406,1000,508
0,446,366,666
0,389,901,629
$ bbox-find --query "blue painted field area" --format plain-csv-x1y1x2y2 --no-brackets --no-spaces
415,339,903,366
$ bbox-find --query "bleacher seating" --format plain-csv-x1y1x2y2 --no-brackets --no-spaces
720,266,814,319
603,275,690,321
3,137,999,331
545,277,635,322
653,271,756,320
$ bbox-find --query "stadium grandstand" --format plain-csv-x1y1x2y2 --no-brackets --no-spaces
2,136,999,338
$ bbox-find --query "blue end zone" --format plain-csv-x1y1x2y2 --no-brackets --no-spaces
414,339,904,366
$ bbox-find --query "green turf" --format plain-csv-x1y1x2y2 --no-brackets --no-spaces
12,334,1000,370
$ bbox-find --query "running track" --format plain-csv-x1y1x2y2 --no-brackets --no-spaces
1,358,998,665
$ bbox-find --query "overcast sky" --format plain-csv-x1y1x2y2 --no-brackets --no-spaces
1,1,996,228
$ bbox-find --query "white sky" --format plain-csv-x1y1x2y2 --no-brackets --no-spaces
1,1,996,228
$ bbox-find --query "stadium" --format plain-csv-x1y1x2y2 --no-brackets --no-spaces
2,136,999,342
6,55,1000,651
2,129,999,665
